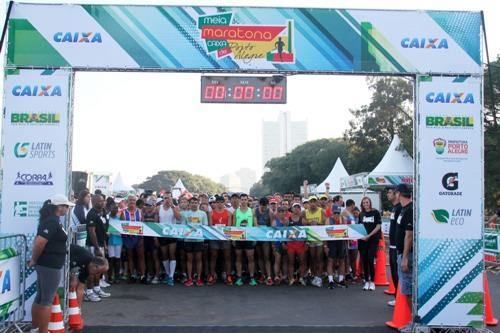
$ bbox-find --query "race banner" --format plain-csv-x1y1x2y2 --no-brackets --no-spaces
7,4,481,74
109,219,367,241
485,229,499,254
0,248,21,318
416,76,483,326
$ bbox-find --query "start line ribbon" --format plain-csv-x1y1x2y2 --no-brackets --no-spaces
109,219,367,241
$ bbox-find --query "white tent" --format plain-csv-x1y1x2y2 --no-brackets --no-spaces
172,178,191,199
315,157,349,193
365,134,414,189
112,172,134,194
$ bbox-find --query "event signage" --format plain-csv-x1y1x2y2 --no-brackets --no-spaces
416,76,483,326
109,220,367,241
0,248,21,318
7,4,481,74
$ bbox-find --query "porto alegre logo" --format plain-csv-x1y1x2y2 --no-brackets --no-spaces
425,92,474,104
12,85,62,97
426,116,474,128
198,12,295,63
401,37,448,49
53,32,102,43
431,209,471,225
433,138,446,154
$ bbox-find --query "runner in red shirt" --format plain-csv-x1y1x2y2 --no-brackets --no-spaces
208,195,233,285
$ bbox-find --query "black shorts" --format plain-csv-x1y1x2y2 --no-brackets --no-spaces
159,237,177,246
144,236,157,252
327,241,347,259
183,242,203,253
234,241,256,250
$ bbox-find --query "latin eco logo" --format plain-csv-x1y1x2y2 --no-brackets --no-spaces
433,138,469,156
401,38,448,49
14,142,55,159
431,208,471,225
425,92,474,104
12,85,62,97
426,116,474,128
14,172,54,186
198,12,295,63
13,201,42,218
53,32,102,43
440,172,462,196
10,113,60,125
14,142,29,158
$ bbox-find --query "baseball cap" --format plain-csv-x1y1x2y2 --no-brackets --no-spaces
302,198,309,204
308,195,319,201
215,195,224,202
145,198,156,206
50,194,75,207
269,198,278,204
319,195,328,200
395,184,411,195
292,203,301,209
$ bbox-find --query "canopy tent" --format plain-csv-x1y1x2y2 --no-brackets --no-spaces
172,178,192,199
315,157,349,194
364,134,414,190
112,172,135,194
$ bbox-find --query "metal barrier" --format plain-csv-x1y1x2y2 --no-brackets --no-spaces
485,226,500,266
0,234,28,333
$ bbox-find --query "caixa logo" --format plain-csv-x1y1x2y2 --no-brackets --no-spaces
12,85,62,97
401,38,448,49
53,32,102,43
426,92,474,104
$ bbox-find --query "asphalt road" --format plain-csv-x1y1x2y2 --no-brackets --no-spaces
81,272,500,333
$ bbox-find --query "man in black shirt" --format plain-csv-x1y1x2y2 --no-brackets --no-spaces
70,244,108,307
395,184,413,307
85,194,110,301
387,186,402,306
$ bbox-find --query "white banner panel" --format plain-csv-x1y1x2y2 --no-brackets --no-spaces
416,76,483,327
0,252,20,317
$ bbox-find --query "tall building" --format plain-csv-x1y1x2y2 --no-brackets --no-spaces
220,168,257,193
262,111,308,171
220,174,241,192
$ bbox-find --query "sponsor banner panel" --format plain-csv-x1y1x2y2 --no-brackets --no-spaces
109,220,367,241
1,69,72,235
8,4,481,74
0,248,21,317
416,76,483,326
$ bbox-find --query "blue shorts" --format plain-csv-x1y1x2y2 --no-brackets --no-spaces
397,253,413,296
123,235,140,249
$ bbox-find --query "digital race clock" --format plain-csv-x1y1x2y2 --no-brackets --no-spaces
200,76,286,104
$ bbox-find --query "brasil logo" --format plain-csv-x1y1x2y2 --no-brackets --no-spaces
223,228,246,240
326,227,348,238
122,224,143,235
198,12,295,63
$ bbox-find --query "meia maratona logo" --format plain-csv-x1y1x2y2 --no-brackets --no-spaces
198,12,295,63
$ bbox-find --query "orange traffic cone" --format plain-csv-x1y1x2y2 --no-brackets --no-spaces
68,290,84,331
384,274,396,295
48,294,65,333
385,283,411,329
484,273,498,326
374,234,389,286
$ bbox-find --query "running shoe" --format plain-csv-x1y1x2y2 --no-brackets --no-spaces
235,277,244,286
249,278,258,286
167,277,175,287
151,276,160,285
265,277,274,286
100,279,111,288
288,278,295,286
258,275,266,284
363,282,370,291
369,282,376,291
299,277,307,286
184,278,194,287
163,276,170,285
95,289,111,298
207,275,216,286
140,275,148,285
128,275,137,284
337,280,348,289
388,300,396,307
274,277,281,286
225,275,234,286
180,273,188,284
312,276,322,288
328,281,335,289
196,279,204,287
84,291,101,302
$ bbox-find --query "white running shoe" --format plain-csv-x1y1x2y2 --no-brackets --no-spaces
151,276,160,284
95,289,111,298
369,282,376,291
388,299,396,307
311,276,321,288
363,282,370,290
84,291,101,302
100,279,111,288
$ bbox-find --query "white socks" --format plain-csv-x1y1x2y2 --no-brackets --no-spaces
328,275,334,283
163,260,170,276
338,275,344,282
169,260,176,278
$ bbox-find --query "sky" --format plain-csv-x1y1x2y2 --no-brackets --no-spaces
1,0,499,187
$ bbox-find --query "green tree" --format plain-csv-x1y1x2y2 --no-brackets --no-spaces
344,77,413,174
250,138,349,196
134,170,226,194
484,56,500,210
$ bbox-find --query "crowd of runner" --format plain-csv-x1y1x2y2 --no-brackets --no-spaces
69,185,413,303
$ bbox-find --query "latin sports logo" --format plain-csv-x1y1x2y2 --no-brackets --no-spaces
53,32,102,43
10,113,60,125
426,116,474,128
198,12,295,63
12,85,62,97
425,92,474,104
326,227,348,238
122,224,143,235
14,143,29,158
14,142,56,159
431,209,471,225
223,228,246,240
401,38,448,49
